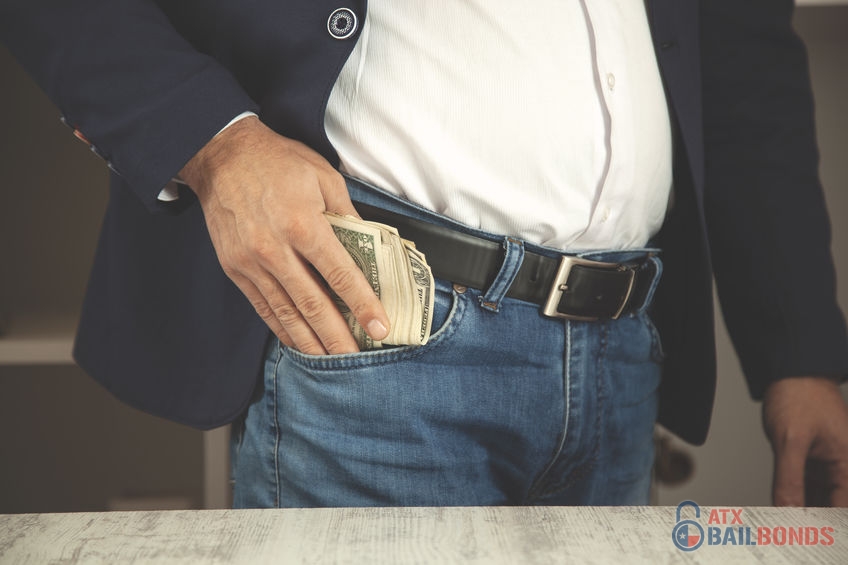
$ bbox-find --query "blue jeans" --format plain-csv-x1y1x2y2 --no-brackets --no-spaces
231,177,664,507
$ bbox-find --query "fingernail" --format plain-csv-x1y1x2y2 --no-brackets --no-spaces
367,319,389,340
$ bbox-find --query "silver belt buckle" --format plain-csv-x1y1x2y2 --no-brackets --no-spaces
542,256,636,321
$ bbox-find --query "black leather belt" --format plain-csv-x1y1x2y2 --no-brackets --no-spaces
355,202,657,321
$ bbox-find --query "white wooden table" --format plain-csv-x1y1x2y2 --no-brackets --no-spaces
1,506,846,564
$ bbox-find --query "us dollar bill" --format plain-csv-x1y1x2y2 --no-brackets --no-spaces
325,216,385,350
406,245,434,345
325,212,435,350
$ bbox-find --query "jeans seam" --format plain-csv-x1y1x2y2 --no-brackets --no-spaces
639,311,666,363
532,322,608,501
525,320,572,501
272,343,284,508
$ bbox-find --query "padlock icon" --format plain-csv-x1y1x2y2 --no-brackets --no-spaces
672,500,704,551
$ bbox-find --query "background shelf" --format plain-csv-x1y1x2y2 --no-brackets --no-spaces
0,314,77,365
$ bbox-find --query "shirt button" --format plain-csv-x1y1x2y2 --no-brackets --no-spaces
327,8,358,40
600,207,611,222
606,73,616,91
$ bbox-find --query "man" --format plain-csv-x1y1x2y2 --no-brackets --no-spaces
2,0,847,506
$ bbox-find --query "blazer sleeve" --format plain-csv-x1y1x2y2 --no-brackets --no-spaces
0,0,259,214
699,0,848,397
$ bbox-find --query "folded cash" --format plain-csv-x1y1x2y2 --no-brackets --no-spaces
325,212,435,350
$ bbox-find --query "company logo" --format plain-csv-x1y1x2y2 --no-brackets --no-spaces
671,501,836,552
672,501,704,551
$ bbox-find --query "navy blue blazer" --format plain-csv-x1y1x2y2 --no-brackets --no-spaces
2,0,846,444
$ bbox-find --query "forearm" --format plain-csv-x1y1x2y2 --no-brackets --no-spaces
0,0,258,212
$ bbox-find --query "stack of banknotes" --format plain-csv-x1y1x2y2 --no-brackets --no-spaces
325,213,435,350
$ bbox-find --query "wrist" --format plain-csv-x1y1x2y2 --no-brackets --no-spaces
178,114,263,193
765,375,842,396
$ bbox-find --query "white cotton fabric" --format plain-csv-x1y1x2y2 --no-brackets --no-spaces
325,0,673,251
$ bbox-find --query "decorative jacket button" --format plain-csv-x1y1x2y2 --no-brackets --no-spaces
327,8,358,40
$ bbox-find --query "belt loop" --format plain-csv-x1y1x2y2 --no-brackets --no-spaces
636,254,664,315
479,237,525,313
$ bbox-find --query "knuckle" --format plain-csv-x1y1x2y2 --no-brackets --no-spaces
249,236,278,263
323,265,361,297
218,241,250,273
779,431,811,451
221,264,240,280
250,300,274,321
271,301,301,326
297,293,330,320
224,249,252,272
282,217,315,249
322,168,346,190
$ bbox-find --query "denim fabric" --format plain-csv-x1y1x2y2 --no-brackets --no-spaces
231,177,664,507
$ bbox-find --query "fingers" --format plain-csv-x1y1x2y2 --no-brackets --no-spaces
184,118,388,354
229,222,388,355
829,474,848,507
765,380,812,506
771,434,810,506
231,272,332,355
764,377,848,507
250,142,389,345
273,256,363,355
230,254,365,355
313,173,391,339
804,459,832,507
276,214,389,342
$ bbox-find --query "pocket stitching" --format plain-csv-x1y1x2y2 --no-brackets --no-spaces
282,287,467,371
638,311,665,363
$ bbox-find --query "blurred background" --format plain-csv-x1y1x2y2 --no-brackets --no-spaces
1,2,846,513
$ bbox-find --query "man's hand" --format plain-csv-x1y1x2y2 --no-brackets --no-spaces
179,116,390,355
762,376,848,507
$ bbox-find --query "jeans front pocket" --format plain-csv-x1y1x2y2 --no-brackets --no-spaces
280,277,467,373
264,278,505,506
638,310,666,364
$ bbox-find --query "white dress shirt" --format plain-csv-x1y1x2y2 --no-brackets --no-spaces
325,0,673,251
